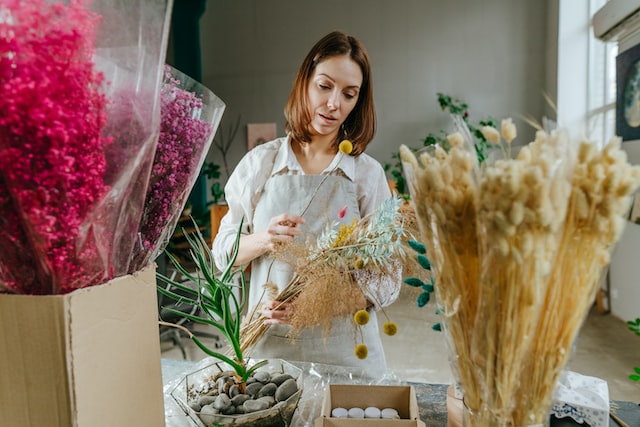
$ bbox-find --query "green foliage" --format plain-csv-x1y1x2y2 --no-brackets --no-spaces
203,161,225,205
407,240,426,254
403,239,440,331
628,319,640,382
157,218,267,382
385,92,496,198
417,254,431,270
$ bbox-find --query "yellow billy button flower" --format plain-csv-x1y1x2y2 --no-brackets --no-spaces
354,309,370,325
383,321,398,336
354,344,368,359
339,139,353,155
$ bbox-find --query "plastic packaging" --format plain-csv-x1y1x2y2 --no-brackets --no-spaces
129,65,225,272
0,0,173,294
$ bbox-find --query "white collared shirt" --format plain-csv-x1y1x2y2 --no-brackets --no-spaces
212,135,391,271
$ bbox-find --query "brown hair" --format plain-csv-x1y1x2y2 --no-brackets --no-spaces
284,31,376,156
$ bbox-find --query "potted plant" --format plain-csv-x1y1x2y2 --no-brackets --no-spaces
385,93,496,199
158,219,302,427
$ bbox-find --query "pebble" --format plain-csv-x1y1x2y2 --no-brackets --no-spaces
253,371,271,383
228,384,242,398
198,403,219,425
230,394,251,406
200,404,218,416
257,382,277,398
271,373,294,386
197,395,216,408
257,395,275,407
245,382,263,397
275,378,298,402
244,399,270,413
213,394,231,411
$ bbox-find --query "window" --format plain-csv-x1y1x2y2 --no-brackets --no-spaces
587,0,618,143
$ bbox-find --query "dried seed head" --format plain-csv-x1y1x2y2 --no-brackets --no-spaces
500,118,517,144
354,309,370,325
481,126,501,144
383,322,398,336
354,344,368,359
446,132,465,148
339,139,353,155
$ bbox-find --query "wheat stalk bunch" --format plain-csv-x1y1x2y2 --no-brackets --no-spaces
401,120,640,427
400,137,483,412
513,137,640,425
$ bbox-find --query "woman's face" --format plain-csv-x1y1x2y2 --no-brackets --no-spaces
307,55,362,138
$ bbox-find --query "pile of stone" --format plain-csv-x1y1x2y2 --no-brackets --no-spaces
187,369,300,418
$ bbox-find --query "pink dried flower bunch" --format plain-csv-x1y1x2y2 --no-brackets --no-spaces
0,0,111,294
130,66,214,271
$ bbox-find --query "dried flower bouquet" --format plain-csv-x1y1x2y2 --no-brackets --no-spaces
239,196,418,359
129,65,225,273
400,118,640,426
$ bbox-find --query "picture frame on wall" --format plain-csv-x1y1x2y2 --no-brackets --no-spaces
616,42,640,141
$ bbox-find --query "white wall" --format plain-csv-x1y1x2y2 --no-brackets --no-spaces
610,32,640,321
197,0,550,183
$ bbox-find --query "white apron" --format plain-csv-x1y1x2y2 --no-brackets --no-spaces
248,172,387,369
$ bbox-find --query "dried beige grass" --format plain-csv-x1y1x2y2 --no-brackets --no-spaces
238,198,418,355
400,129,640,426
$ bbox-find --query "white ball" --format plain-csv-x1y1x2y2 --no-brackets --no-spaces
331,407,348,418
364,406,381,418
347,407,365,418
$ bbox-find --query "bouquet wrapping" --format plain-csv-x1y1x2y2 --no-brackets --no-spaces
400,117,640,426
0,0,173,294
129,65,225,273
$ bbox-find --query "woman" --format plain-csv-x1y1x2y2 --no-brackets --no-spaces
212,30,400,368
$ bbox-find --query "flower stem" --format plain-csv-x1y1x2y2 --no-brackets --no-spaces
298,152,344,217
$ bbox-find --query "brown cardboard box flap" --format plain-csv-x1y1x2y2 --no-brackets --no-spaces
0,266,165,427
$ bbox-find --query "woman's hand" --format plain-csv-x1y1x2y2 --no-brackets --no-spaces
233,213,304,266
263,213,305,251
261,300,292,325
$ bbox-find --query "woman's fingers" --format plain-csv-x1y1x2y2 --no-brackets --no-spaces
265,214,305,250
261,300,291,325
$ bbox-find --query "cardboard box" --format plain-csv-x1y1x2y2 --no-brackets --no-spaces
0,266,165,427
315,384,426,427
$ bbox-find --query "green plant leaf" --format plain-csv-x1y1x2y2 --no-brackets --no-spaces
158,218,256,378
244,359,270,382
417,254,431,270
417,292,430,307
629,374,640,381
423,283,434,293
407,240,426,254
404,277,424,287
